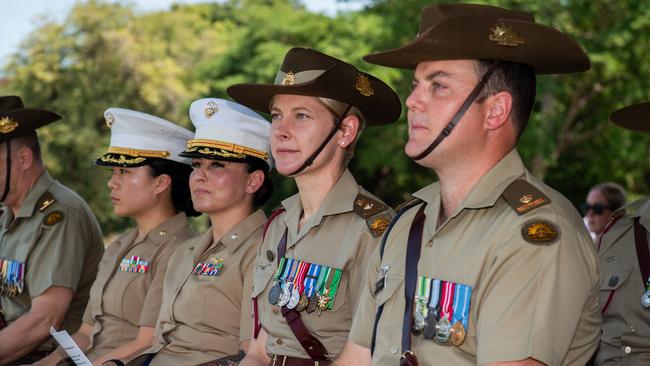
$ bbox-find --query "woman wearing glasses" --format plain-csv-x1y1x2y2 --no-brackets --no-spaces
582,182,626,239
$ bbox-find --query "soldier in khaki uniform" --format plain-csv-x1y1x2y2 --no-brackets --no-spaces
337,4,601,366
124,98,274,366
37,109,198,365
0,96,104,364
227,47,401,365
594,102,650,365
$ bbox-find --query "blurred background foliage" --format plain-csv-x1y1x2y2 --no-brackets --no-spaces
2,0,650,235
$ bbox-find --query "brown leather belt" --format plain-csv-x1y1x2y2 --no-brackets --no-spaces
270,354,331,366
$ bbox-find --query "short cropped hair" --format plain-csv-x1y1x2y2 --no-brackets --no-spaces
12,131,42,163
474,60,536,139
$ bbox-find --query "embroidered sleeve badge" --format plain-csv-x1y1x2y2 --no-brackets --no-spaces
522,220,560,244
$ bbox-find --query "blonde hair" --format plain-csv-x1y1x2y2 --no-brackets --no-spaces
317,97,366,164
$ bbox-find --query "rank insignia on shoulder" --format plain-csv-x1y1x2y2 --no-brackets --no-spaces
502,180,550,215
353,193,388,219
522,220,560,244
44,211,64,226
37,192,56,212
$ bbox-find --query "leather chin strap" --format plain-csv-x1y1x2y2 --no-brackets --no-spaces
413,60,500,161
287,104,353,176
1,140,11,202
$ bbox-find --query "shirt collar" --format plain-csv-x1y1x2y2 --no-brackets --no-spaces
16,171,55,219
281,169,359,237
145,212,190,246
218,209,266,253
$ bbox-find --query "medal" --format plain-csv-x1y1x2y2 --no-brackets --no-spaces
306,294,319,313
435,316,452,343
413,306,426,335
296,293,309,311
317,288,331,313
643,277,650,308
449,321,466,346
423,307,438,340
287,288,301,309
412,277,431,335
277,282,291,306
268,283,282,305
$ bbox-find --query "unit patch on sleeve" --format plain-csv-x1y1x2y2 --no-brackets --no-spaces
521,220,560,244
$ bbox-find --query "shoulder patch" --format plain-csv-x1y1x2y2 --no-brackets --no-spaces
502,179,550,215
395,195,423,213
353,193,388,219
521,220,560,244
43,211,64,226
368,214,391,237
37,192,57,212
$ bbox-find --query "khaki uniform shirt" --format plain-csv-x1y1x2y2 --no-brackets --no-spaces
0,172,104,342
350,150,601,366
82,213,195,359
595,197,650,365
147,209,266,365
252,169,394,359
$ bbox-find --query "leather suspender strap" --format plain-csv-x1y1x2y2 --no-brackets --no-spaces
253,208,285,339
399,204,426,366
277,225,329,360
371,201,422,355
413,60,499,161
633,218,650,285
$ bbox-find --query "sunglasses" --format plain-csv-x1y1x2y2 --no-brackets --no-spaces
580,203,610,215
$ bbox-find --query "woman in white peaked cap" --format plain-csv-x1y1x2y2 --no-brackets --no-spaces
123,98,273,366
36,109,198,365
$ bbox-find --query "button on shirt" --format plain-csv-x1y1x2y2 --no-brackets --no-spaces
82,213,195,359
350,150,601,366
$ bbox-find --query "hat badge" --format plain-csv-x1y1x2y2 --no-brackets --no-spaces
204,101,219,118
355,74,374,97
104,112,115,128
0,117,19,134
489,24,525,47
281,71,296,85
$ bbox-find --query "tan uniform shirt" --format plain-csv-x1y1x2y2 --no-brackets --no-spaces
350,150,601,366
252,169,394,359
82,213,195,359
595,197,650,365
0,172,104,341
146,209,266,365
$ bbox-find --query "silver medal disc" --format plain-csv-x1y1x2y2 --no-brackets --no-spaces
287,289,301,309
435,317,452,344
642,290,650,308
277,284,291,307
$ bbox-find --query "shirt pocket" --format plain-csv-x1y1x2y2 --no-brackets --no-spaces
251,261,275,299
375,274,404,309
600,264,633,291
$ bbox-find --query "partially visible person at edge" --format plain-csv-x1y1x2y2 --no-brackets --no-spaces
35,108,199,365
593,102,650,365
0,96,104,365
582,182,626,241
120,98,274,366
336,3,600,366
226,47,400,366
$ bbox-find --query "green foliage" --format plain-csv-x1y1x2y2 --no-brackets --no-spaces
2,0,650,235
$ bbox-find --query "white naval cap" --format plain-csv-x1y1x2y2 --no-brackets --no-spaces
180,98,273,169
96,108,193,167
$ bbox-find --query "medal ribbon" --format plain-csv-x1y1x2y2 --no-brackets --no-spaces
439,281,455,321
295,261,310,294
280,258,295,284
316,266,332,296
273,257,287,281
286,259,301,292
325,268,343,310
304,264,321,297
451,283,472,329
428,279,441,309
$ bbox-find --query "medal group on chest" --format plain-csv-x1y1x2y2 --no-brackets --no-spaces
119,255,150,274
193,257,225,277
412,277,472,347
268,257,343,314
0,258,24,298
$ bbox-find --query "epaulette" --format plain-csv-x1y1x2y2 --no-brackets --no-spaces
502,179,550,215
37,192,56,212
395,195,423,213
354,193,391,237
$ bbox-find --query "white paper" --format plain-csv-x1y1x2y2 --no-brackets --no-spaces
49,327,92,365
